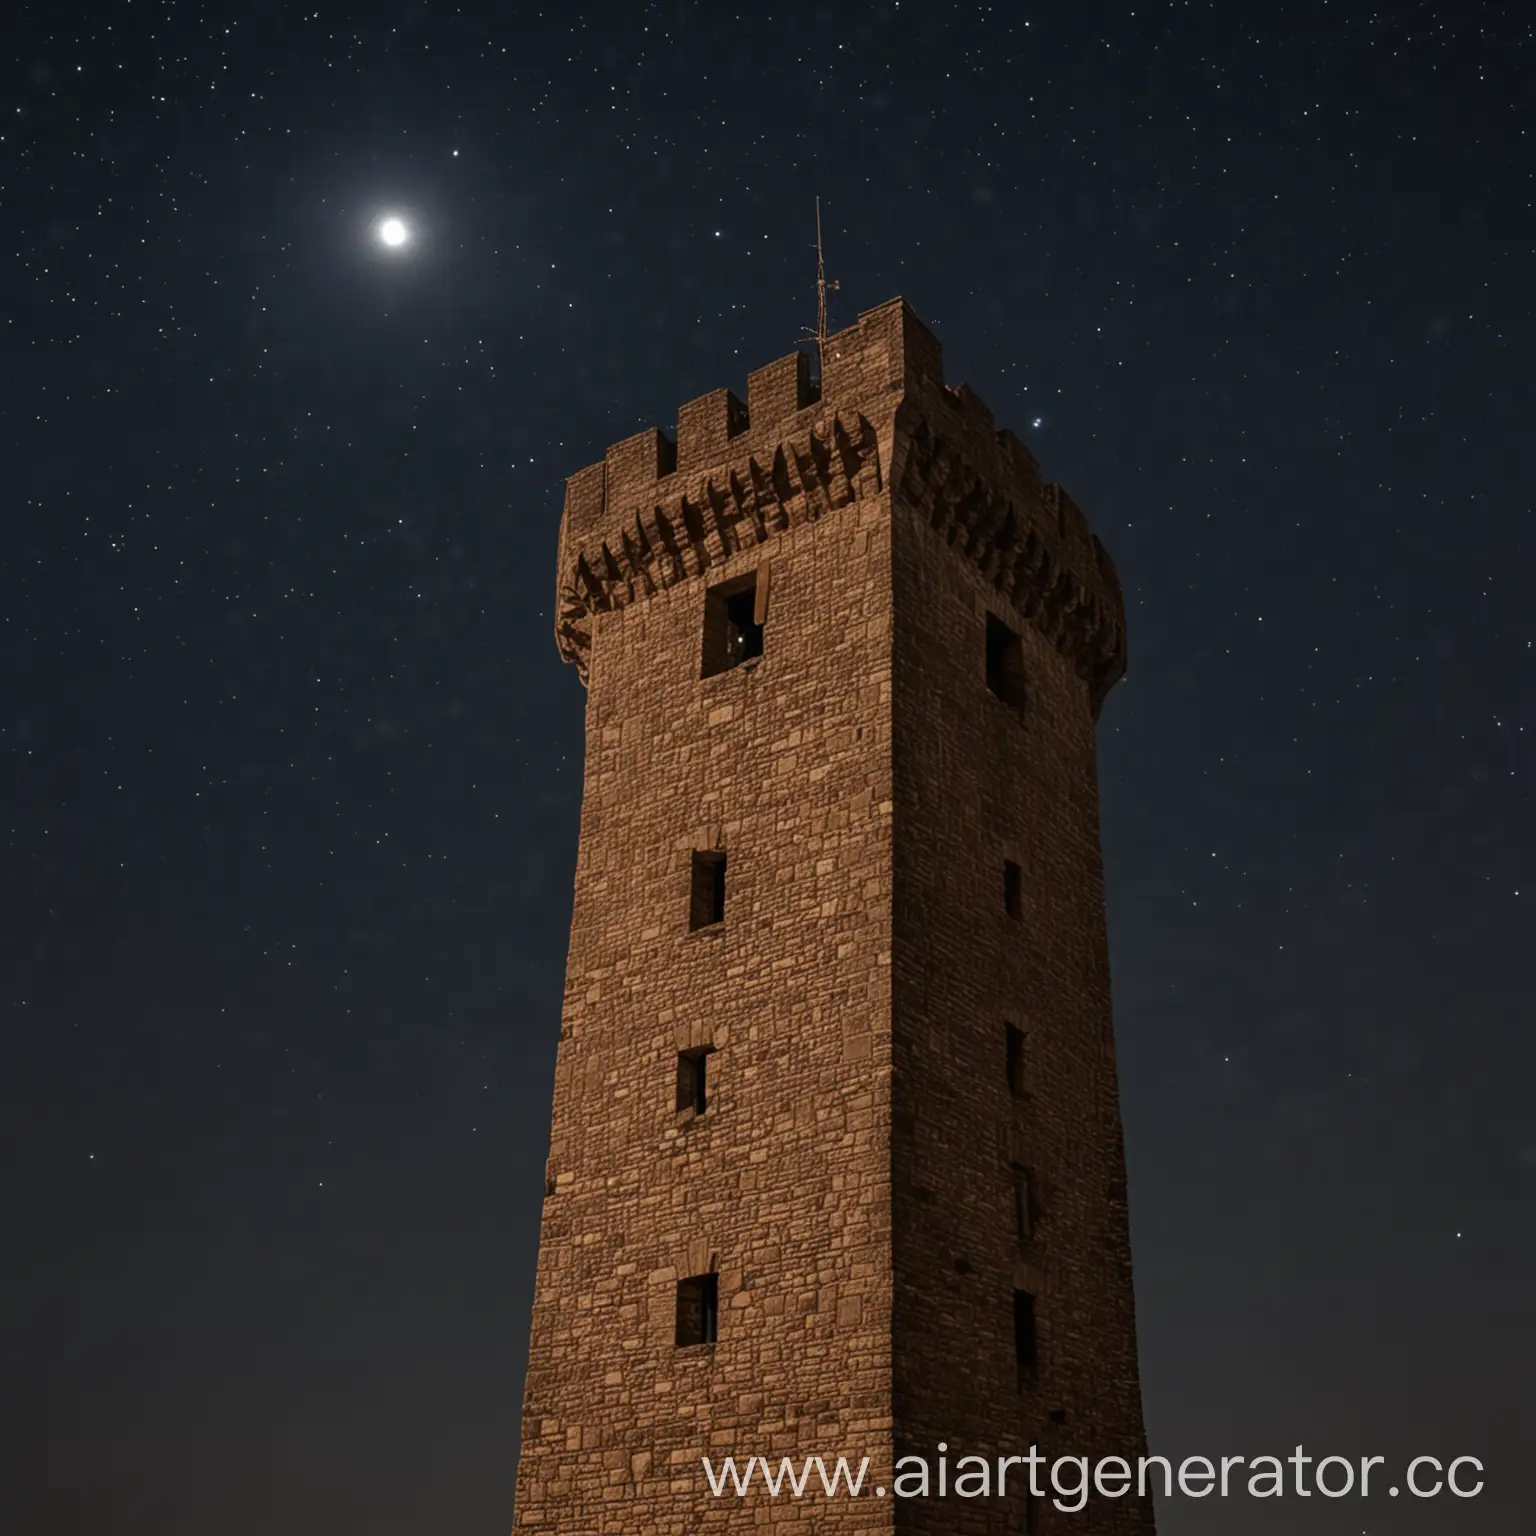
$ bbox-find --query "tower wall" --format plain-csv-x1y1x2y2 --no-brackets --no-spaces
889,474,1149,1533
517,298,1148,1534
518,456,900,1533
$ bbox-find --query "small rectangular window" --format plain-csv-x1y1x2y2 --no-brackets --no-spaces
1006,1023,1027,1097
676,1047,712,1115
701,572,764,678
1004,859,1022,919
1012,1163,1034,1243
689,850,726,930
986,613,1026,714
1014,1289,1038,1384
675,1272,719,1347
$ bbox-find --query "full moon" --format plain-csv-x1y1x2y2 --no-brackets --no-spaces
377,216,410,248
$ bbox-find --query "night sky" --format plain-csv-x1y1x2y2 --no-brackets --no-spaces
3,3,1531,1533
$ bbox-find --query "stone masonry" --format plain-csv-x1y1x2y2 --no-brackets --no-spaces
514,297,1154,1534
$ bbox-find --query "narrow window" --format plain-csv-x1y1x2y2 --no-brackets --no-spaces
701,572,764,678
1003,859,1022,919
986,612,1026,714
1006,1023,1027,1097
676,1047,712,1115
675,1272,719,1347
1014,1289,1038,1384
689,850,726,930
1012,1163,1034,1243
1021,1490,1041,1533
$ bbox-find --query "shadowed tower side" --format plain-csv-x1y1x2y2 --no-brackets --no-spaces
514,298,1152,1535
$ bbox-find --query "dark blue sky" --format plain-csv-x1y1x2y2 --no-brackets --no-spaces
3,3,1531,1533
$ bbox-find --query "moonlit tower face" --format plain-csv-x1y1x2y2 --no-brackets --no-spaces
377,216,410,248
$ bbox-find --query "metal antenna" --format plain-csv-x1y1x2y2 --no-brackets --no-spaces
804,197,840,379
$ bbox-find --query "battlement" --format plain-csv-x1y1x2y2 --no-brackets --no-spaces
554,297,1126,709
559,299,940,556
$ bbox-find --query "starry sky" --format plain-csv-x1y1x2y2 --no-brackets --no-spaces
2,3,1531,1533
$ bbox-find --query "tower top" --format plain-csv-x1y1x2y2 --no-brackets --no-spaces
552,297,1126,710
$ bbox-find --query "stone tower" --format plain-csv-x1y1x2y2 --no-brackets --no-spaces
515,298,1153,1534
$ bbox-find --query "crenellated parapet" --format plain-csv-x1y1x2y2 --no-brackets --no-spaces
889,400,1127,712
553,297,1126,710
